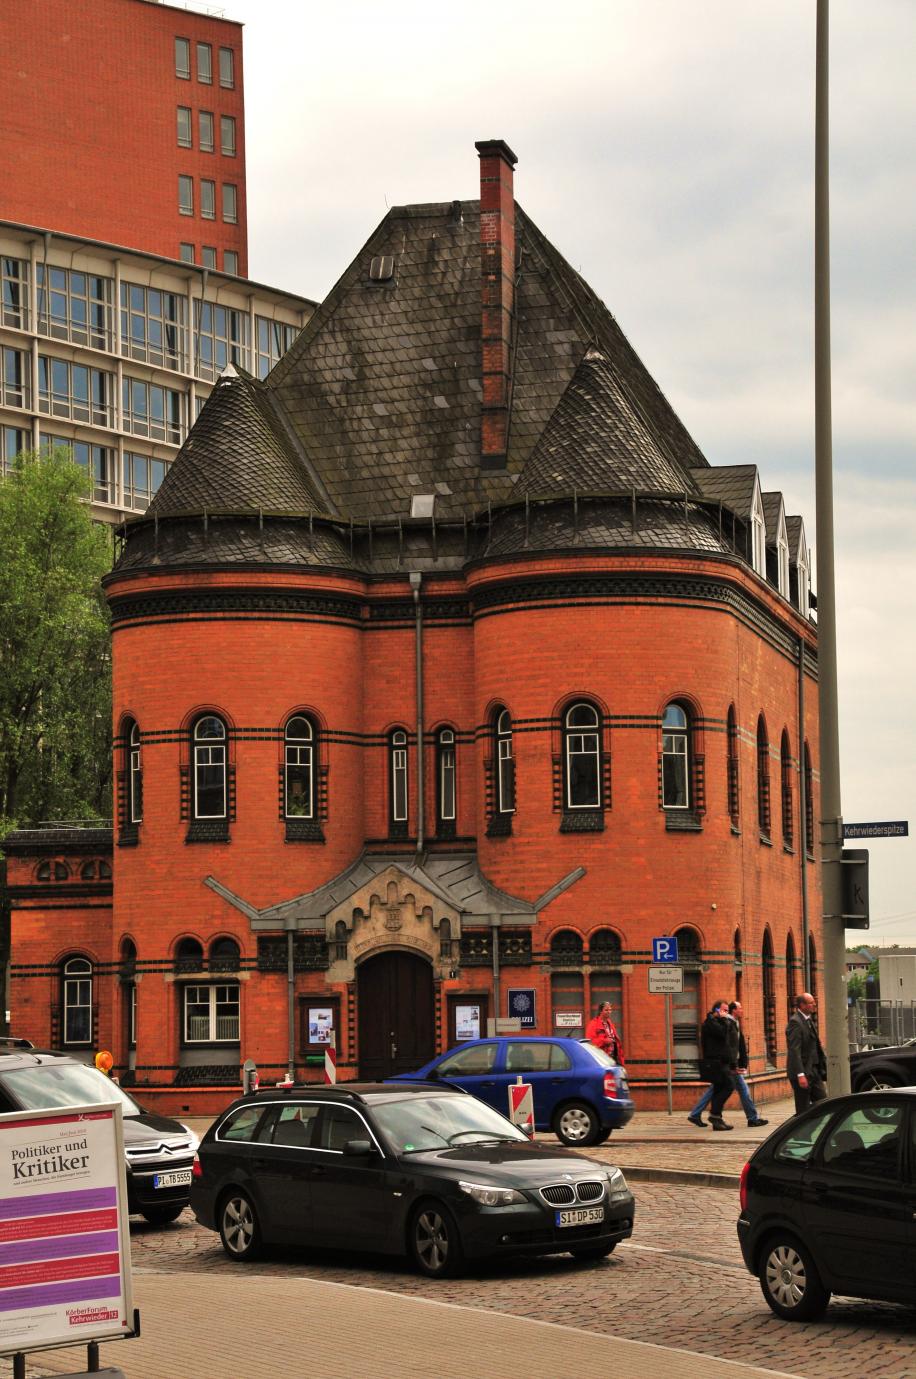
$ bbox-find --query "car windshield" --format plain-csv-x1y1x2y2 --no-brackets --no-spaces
0,1063,143,1116
578,1041,616,1069
372,1095,529,1153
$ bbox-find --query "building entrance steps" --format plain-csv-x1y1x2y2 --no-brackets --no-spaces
27,1268,804,1379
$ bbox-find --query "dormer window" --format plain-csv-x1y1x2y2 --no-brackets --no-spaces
777,528,790,598
750,484,766,576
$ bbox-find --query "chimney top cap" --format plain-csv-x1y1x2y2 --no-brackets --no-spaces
475,139,518,167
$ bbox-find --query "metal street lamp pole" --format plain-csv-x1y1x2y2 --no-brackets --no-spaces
814,0,850,1095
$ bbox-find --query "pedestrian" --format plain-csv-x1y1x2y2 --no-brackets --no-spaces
690,1000,736,1130
689,1002,768,1127
585,1001,624,1065
786,991,827,1114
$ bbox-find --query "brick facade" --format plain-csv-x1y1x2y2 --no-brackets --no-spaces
0,0,247,274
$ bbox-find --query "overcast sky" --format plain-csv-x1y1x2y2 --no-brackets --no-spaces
230,0,915,944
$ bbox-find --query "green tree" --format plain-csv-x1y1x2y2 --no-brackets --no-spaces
0,448,112,835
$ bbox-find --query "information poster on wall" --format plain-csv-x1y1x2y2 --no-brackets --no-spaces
308,1008,334,1045
454,1004,481,1041
0,1103,134,1357
507,988,537,1029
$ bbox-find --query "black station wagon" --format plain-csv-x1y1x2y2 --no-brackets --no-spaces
191,1082,635,1277
738,1089,916,1319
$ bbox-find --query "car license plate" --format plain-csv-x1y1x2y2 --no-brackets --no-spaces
153,1170,192,1189
555,1206,604,1228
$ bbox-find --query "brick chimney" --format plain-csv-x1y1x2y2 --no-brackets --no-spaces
476,139,518,471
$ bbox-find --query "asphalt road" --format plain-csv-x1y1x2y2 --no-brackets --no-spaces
123,1181,916,1379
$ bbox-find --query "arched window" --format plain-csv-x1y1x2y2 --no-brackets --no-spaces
727,705,740,827
564,702,601,810
786,933,798,1019
762,930,777,1065
284,716,315,819
436,728,456,834
756,716,771,838
61,957,92,1046
662,702,690,809
389,728,408,830
803,742,814,856
550,930,584,966
121,940,137,1051
128,721,143,824
590,930,623,1040
780,730,793,848
174,937,204,974
209,937,240,972
494,708,515,816
192,715,227,819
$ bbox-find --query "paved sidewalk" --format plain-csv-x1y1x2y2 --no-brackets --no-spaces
23,1269,804,1379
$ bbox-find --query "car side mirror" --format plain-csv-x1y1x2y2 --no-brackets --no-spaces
425,1067,439,1081
342,1138,374,1157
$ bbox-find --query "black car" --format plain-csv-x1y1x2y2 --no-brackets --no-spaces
190,1082,635,1277
850,1038,916,1092
737,1088,916,1320
0,1050,197,1226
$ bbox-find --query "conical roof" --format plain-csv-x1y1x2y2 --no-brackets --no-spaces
147,367,325,519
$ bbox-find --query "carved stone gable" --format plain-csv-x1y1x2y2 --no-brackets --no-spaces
325,866,461,980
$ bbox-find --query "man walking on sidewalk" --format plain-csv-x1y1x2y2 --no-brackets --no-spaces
691,1000,736,1130
687,1000,768,1128
786,992,827,1114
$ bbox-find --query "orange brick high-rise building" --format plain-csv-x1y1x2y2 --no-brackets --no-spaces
6,141,821,1115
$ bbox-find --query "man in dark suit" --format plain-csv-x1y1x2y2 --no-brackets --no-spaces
786,992,827,1113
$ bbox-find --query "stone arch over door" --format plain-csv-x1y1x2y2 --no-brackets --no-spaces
356,950,434,1080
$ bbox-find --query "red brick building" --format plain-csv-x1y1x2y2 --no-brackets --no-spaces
6,142,821,1115
0,0,247,275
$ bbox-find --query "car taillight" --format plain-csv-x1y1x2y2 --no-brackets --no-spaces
192,1153,202,1180
603,1072,618,1100
739,1160,750,1212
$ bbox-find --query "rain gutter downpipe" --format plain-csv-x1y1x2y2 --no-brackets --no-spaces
409,573,425,857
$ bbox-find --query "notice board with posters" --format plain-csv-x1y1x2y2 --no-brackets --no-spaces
0,1103,135,1357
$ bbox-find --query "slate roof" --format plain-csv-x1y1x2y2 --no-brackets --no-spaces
117,194,784,577
785,515,806,563
691,465,759,519
762,492,784,546
206,852,541,932
148,367,326,520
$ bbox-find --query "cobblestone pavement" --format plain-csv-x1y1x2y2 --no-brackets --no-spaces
89,1179,915,1379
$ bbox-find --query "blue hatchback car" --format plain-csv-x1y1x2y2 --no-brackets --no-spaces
389,1036,634,1147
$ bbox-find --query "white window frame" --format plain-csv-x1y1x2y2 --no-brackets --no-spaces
661,703,690,809
183,983,239,1043
193,715,227,820
437,728,456,822
63,957,92,1046
390,730,408,823
750,481,766,576
564,702,601,810
284,716,315,819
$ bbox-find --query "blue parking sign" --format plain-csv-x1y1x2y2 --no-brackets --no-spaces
652,937,678,963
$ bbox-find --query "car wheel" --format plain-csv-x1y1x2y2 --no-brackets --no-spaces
140,1203,184,1226
554,1102,600,1147
759,1236,829,1321
218,1190,262,1262
409,1201,464,1279
570,1242,616,1261
593,1128,613,1145
856,1070,902,1093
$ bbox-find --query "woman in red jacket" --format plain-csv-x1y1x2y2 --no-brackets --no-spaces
585,1001,624,1065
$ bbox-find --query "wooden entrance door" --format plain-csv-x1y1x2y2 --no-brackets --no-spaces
357,951,434,1080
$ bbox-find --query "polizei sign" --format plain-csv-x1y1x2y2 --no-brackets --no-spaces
0,1103,135,1358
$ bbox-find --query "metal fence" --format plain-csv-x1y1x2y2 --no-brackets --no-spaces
848,999,916,1050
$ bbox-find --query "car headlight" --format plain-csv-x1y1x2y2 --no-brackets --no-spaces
606,1167,629,1197
458,1180,526,1207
